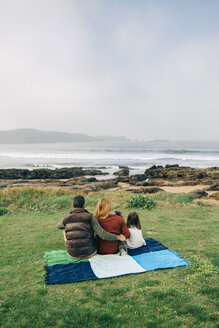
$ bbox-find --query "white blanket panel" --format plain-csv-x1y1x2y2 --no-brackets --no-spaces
89,254,146,278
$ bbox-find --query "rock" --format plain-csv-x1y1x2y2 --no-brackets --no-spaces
0,167,106,180
165,164,179,168
0,173,119,191
0,184,8,189
206,167,219,179
83,169,108,176
205,184,219,191
86,177,97,182
126,187,162,194
129,174,146,185
144,167,165,179
116,176,130,183
89,179,118,191
143,187,162,193
132,178,175,187
149,165,158,170
189,189,208,198
135,181,148,186
144,165,215,185
101,180,118,189
113,168,129,176
209,192,219,200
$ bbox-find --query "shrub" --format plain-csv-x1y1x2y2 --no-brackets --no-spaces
129,194,155,210
0,206,8,216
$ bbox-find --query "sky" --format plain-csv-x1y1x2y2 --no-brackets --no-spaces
0,0,219,141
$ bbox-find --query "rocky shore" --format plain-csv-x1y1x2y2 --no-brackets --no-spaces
0,165,218,200
0,167,107,179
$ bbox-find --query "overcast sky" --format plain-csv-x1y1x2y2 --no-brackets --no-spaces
0,0,219,140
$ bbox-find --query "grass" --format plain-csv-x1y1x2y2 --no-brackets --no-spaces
0,187,219,327
153,191,195,204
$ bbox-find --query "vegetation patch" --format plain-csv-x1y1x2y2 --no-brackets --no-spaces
0,206,8,216
188,255,218,276
153,191,194,204
129,194,156,210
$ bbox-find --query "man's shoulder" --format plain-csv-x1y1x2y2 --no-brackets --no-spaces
71,208,92,215
64,209,93,223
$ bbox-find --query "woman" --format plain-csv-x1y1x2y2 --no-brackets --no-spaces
94,198,130,255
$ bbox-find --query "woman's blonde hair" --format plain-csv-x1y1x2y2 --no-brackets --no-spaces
94,198,112,219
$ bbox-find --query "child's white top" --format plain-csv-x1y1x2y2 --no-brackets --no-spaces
126,227,146,249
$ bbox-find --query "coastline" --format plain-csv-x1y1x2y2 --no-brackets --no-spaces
0,165,218,204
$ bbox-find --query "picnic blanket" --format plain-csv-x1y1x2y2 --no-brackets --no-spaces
44,238,191,284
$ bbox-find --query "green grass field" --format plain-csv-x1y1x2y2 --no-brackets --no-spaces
0,187,218,328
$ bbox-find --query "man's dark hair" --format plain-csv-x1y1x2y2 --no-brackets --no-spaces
73,195,85,208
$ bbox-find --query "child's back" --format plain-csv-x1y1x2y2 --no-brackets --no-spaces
126,211,146,249
126,226,146,249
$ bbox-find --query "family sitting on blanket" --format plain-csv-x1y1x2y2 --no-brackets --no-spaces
57,195,145,260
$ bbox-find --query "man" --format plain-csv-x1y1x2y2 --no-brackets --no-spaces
57,195,126,259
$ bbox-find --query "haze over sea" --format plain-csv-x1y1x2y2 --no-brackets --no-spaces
0,140,218,178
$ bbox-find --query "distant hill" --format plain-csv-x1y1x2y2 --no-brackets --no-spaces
0,129,127,144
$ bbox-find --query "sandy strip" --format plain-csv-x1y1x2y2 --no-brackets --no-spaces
160,185,210,194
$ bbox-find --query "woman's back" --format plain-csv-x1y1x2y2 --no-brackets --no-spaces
97,214,130,254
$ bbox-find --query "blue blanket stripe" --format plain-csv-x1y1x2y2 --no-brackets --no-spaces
132,249,190,271
128,238,167,256
168,249,191,266
46,262,98,284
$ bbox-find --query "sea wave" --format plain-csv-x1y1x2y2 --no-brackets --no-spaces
0,140,218,170
0,152,218,162
87,148,219,154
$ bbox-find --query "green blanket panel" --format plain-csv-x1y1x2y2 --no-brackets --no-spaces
44,250,88,266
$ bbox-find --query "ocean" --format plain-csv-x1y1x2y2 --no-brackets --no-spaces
0,140,218,178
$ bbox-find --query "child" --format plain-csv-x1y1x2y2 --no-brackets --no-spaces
126,211,146,249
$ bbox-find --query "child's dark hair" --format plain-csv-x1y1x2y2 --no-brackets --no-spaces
115,210,123,218
73,195,85,208
127,211,141,229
